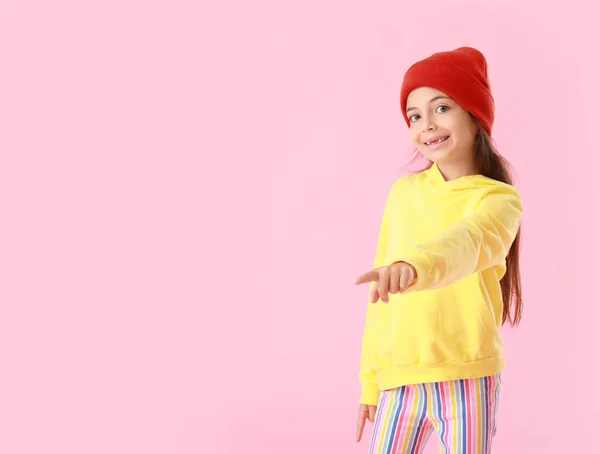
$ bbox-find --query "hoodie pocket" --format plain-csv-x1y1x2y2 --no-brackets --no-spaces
436,273,499,362
384,274,500,367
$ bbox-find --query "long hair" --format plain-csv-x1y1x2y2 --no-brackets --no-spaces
407,115,523,326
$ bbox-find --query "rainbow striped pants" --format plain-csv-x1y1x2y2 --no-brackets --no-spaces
369,375,501,454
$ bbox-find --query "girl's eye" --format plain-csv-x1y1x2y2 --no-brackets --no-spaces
436,105,449,113
409,114,421,122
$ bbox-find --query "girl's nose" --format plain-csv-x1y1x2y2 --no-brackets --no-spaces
422,117,437,132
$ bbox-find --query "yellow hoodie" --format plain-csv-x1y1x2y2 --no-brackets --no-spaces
359,163,523,406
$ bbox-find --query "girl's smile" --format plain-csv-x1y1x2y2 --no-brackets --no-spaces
424,135,450,148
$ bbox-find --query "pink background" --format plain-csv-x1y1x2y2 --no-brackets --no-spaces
1,1,598,453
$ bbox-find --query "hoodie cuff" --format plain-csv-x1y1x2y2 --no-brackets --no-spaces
360,383,381,406
386,251,432,293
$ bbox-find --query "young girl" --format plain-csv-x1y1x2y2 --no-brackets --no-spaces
354,47,523,454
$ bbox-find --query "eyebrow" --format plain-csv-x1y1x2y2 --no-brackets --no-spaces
406,95,451,114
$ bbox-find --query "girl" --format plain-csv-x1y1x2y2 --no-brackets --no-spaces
354,47,523,454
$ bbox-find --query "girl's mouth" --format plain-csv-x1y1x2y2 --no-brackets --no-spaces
424,136,450,147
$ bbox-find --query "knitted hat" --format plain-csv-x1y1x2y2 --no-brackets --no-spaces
400,47,495,135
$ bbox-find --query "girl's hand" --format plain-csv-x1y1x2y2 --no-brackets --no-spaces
355,262,416,303
356,403,377,442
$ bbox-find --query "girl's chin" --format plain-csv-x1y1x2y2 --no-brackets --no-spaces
420,149,453,162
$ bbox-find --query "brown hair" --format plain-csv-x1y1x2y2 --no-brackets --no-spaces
408,115,523,326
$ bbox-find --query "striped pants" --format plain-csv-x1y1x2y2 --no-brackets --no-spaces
369,375,501,454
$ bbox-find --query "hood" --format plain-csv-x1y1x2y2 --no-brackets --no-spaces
425,162,504,191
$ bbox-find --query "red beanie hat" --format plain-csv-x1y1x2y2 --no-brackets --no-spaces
400,47,495,136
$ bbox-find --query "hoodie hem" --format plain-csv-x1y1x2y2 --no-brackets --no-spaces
377,355,504,390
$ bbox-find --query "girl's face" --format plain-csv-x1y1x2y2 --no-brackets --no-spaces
405,87,477,166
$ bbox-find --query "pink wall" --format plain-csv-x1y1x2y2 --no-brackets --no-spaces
1,1,598,453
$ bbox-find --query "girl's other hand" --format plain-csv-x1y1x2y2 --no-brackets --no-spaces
356,403,377,442
355,262,416,303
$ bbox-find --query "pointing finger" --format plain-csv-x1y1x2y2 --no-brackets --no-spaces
355,269,378,286
356,414,366,442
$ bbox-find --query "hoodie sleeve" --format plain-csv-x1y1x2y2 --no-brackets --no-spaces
386,185,523,292
358,185,395,405
359,297,381,405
